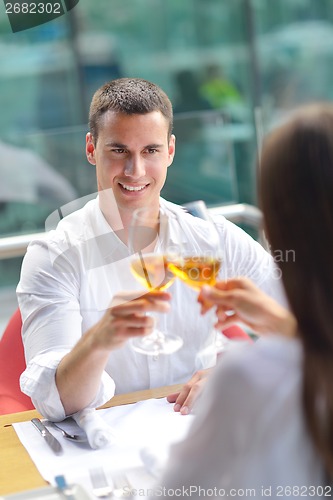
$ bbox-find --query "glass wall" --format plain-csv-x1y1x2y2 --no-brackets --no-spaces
0,0,333,320
254,0,333,129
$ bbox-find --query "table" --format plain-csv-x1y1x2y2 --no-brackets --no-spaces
0,383,183,496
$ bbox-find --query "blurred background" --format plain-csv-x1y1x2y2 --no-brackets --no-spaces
1,0,333,329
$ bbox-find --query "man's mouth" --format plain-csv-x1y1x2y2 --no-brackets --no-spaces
118,182,148,192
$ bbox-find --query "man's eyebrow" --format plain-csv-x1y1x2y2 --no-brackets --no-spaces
145,143,164,148
105,142,127,148
105,142,165,149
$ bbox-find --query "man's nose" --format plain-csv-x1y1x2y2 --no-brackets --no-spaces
124,155,146,178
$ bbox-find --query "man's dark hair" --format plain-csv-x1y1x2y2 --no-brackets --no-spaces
89,78,173,143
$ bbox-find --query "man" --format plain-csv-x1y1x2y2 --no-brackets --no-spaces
17,78,285,421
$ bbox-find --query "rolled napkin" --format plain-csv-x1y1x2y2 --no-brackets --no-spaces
73,408,116,449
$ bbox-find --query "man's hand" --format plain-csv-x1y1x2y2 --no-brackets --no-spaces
56,290,171,415
167,368,212,415
90,290,171,350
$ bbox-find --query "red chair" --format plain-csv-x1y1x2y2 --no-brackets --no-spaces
222,324,253,342
0,308,34,414
216,324,253,357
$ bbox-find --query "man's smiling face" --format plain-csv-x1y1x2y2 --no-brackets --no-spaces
86,110,175,220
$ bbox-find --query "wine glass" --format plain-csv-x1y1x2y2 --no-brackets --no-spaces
128,206,184,356
168,200,227,351
168,200,223,292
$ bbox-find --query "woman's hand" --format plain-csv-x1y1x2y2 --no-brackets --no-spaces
198,277,296,338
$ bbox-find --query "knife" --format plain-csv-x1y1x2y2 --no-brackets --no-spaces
31,418,64,455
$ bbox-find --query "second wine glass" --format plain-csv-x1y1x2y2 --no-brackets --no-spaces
168,201,223,292
128,206,183,356
167,200,227,351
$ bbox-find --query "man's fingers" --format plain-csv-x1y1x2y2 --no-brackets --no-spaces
179,383,203,415
172,388,189,413
169,382,196,412
110,297,170,317
112,290,171,303
168,369,211,414
166,392,179,404
144,291,171,301
170,375,203,413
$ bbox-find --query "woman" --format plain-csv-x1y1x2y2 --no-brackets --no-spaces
154,104,333,497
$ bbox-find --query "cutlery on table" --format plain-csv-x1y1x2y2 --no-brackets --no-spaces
46,420,87,442
31,417,64,455
112,473,132,498
89,467,132,498
89,467,113,498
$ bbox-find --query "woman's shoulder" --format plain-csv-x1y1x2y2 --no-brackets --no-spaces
212,336,302,402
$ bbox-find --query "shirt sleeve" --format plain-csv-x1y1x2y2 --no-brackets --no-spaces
17,238,115,419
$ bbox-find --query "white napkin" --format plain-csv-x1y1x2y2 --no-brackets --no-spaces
139,445,169,478
73,408,117,449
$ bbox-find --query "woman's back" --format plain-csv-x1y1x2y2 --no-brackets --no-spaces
159,338,326,498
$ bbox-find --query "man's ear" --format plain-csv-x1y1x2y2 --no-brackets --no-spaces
168,134,176,167
86,133,96,165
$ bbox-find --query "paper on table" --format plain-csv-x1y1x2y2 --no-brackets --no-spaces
13,398,194,496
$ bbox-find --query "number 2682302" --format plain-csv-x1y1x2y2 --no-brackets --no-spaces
5,3,62,14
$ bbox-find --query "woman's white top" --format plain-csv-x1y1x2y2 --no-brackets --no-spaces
157,336,326,499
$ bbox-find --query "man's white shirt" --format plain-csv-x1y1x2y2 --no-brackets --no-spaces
17,196,286,419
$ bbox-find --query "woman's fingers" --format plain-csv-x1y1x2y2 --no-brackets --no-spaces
198,285,236,314
214,277,253,291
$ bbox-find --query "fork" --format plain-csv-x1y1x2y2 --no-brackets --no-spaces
89,467,132,498
51,422,87,442
112,473,132,498
89,467,114,498
43,419,87,442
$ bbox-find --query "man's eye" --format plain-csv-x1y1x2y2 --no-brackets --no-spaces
147,148,157,154
112,149,126,154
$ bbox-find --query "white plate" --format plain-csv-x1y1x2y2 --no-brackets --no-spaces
0,484,93,500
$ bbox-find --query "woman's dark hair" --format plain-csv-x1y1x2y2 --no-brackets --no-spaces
89,78,173,143
259,103,333,477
